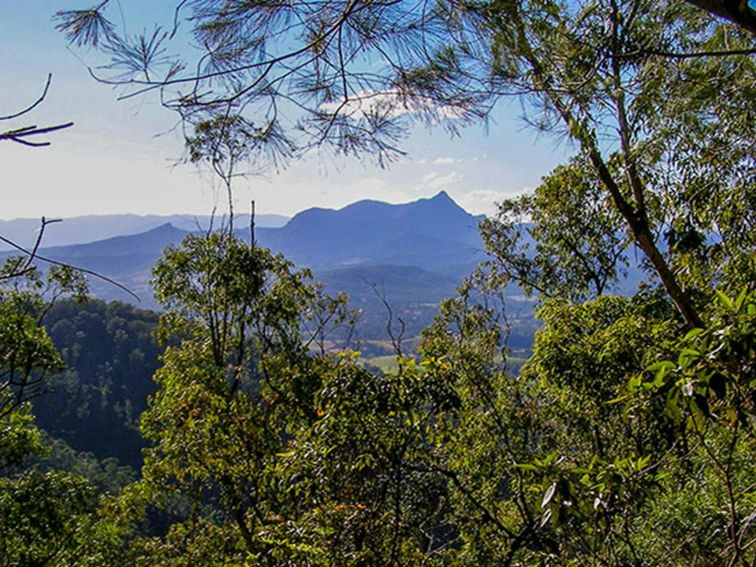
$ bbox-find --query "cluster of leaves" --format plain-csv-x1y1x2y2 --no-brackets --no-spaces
2,228,752,565
17,225,738,565
0,261,120,565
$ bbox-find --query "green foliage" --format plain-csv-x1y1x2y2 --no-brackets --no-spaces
0,266,127,566
416,290,674,563
105,233,354,563
278,352,457,564
0,406,45,472
0,264,87,431
42,233,748,565
34,299,162,468
480,156,629,301
630,288,754,427
33,435,137,496
0,470,95,565
0,289,63,420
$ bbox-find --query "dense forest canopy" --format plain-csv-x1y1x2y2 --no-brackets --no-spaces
0,0,753,564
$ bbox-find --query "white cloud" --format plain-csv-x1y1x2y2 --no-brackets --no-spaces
319,90,466,121
431,157,460,165
421,171,439,184
420,171,463,189
455,186,534,216
455,190,503,216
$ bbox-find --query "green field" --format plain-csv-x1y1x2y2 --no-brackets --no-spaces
363,350,529,375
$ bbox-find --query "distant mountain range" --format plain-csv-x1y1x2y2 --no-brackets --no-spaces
0,213,289,251
1,191,650,350
0,193,494,343
255,191,485,271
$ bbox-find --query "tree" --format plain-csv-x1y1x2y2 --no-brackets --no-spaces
479,156,629,302
101,232,357,563
55,1,490,170
0,262,114,566
32,299,163,469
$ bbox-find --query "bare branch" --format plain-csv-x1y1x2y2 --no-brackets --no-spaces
0,74,53,121
0,122,74,147
0,73,73,147
0,230,140,302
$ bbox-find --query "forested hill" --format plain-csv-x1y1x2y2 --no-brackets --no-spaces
33,300,162,469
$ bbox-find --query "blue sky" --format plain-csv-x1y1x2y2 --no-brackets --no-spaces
0,1,570,219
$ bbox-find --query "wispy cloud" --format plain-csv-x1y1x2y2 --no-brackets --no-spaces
455,186,533,216
319,90,467,121
431,156,461,165
421,171,462,189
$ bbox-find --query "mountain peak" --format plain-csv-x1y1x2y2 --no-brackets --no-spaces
422,191,463,211
149,222,175,232
414,190,467,216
